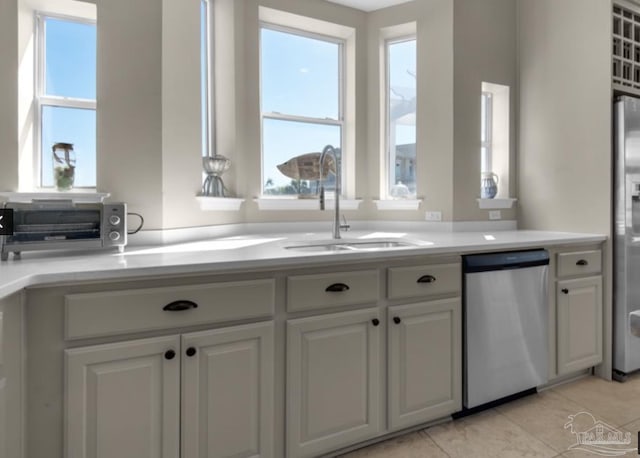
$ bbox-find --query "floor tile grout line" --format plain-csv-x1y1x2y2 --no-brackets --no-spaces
419,427,452,457
491,406,565,456
549,384,640,428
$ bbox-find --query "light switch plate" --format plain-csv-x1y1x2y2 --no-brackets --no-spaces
425,211,442,221
489,210,502,220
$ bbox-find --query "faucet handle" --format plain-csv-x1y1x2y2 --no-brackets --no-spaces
340,214,350,232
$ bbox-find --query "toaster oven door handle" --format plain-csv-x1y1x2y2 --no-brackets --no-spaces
163,300,199,312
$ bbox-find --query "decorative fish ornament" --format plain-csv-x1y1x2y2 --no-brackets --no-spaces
276,153,336,181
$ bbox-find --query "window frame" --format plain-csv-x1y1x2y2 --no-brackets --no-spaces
34,12,97,189
384,34,417,199
259,22,346,196
481,90,493,174
201,0,215,158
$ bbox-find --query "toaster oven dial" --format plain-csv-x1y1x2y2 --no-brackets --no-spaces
108,215,121,226
108,231,121,242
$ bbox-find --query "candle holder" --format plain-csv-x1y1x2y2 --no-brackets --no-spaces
202,155,231,197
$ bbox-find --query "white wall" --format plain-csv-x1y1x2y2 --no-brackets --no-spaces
453,0,517,222
0,0,19,192
517,0,612,378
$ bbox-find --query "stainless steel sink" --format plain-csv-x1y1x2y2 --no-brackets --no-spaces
284,240,418,252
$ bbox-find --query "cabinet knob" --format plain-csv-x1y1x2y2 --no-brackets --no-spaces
393,316,402,324
325,283,350,292
371,318,380,326
576,259,588,266
417,275,436,284
164,350,176,360
561,288,569,294
186,347,197,357
163,300,198,312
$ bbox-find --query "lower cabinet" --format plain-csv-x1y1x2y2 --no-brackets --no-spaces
286,299,462,457
286,308,382,458
556,276,603,374
65,321,274,458
387,298,461,431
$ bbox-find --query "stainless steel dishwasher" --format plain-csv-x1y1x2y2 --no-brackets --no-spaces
463,250,549,410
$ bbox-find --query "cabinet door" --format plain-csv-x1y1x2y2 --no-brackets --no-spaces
557,276,603,374
388,298,461,431
181,322,274,458
65,335,181,458
287,308,382,458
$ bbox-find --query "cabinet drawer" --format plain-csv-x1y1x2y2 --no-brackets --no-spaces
388,263,461,300
287,270,379,312
557,250,601,277
65,279,275,340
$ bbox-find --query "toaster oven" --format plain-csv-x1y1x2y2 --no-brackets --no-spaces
0,200,127,260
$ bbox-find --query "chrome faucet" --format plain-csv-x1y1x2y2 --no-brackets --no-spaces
319,145,349,239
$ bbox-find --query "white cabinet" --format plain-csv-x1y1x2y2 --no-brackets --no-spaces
65,335,181,458
557,276,603,375
387,298,461,431
182,322,274,458
66,322,274,458
286,308,382,458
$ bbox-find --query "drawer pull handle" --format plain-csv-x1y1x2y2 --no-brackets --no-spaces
417,275,436,284
325,283,350,292
164,350,176,360
561,288,569,294
186,347,197,357
163,300,198,312
393,316,402,324
576,259,588,266
371,318,380,326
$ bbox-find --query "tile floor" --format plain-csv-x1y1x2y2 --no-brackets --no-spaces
339,373,640,458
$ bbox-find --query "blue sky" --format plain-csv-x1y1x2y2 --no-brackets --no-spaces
41,17,96,188
260,27,417,190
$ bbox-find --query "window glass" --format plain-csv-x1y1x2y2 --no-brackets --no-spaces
261,25,343,196
261,27,340,120
44,17,96,99
39,15,96,188
40,106,96,188
481,91,492,173
201,0,210,156
262,118,340,196
387,38,416,198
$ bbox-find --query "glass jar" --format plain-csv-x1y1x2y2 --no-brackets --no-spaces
52,143,76,191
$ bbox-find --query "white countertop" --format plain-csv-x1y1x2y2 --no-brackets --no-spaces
0,228,606,299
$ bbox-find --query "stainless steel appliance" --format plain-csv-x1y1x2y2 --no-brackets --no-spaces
0,200,126,260
613,95,640,379
463,250,549,409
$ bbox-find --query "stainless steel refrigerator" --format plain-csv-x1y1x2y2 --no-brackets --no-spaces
613,95,640,379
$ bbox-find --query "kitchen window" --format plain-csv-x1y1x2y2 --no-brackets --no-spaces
36,13,96,188
260,24,344,197
201,0,213,157
386,37,417,199
481,90,493,175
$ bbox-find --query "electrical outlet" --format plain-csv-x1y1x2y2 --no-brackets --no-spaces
489,210,502,220
425,211,442,221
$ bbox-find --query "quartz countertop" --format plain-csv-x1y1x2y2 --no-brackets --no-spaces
0,228,606,299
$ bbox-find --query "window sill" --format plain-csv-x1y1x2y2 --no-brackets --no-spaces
373,199,422,211
196,196,245,211
477,198,517,209
254,197,362,211
0,191,109,203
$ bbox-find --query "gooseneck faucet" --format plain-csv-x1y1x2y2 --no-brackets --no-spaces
319,144,347,239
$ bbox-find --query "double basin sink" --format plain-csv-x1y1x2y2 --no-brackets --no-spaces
284,239,421,252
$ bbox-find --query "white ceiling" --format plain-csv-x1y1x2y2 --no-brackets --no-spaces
323,0,414,12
